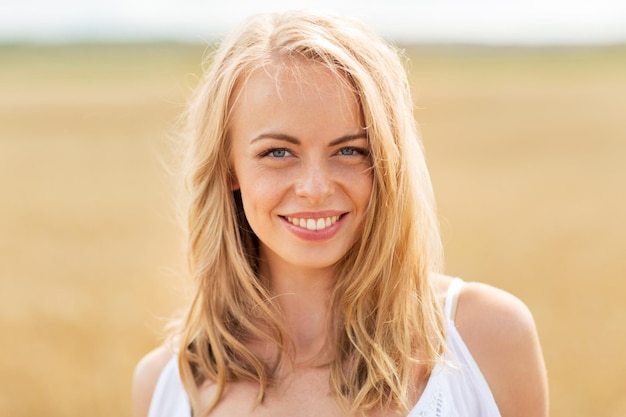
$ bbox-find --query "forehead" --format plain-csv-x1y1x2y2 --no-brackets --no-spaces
228,57,363,137
235,57,357,107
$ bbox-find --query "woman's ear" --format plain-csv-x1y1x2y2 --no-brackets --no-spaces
230,170,240,190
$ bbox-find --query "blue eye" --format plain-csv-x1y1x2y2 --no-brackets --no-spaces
338,147,366,156
260,148,291,158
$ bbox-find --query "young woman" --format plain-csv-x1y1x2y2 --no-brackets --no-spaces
133,11,548,417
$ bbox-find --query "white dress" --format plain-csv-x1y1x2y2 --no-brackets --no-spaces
148,278,501,417
407,278,502,416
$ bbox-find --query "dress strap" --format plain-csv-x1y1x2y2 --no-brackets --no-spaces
444,278,465,323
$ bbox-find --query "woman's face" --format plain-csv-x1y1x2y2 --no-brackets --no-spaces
229,59,373,276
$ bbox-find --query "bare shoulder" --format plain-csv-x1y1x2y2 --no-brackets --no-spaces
455,281,549,417
132,345,176,417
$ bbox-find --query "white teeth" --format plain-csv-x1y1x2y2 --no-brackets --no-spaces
285,215,340,231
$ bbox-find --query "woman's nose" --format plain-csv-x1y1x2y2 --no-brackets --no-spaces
294,162,334,204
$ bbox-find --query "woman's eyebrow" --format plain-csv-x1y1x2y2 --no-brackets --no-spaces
328,133,368,146
251,133,299,144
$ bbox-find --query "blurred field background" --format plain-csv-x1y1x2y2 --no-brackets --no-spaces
1,42,624,417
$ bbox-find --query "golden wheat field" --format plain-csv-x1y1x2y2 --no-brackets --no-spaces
1,42,625,417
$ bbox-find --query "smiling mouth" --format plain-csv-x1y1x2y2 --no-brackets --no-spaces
283,215,342,231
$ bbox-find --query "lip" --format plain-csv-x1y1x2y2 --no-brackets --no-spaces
279,211,347,241
281,210,345,219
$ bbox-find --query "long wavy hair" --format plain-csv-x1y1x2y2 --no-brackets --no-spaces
175,10,445,416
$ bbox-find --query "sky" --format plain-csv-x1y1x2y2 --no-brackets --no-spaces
1,0,626,45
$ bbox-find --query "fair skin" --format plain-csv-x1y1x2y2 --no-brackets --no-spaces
133,60,548,417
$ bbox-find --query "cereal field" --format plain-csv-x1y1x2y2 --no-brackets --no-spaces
0,43,624,417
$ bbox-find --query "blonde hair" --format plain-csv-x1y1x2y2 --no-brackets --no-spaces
176,10,445,415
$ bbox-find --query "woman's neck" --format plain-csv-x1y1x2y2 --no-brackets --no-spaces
258,258,336,365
